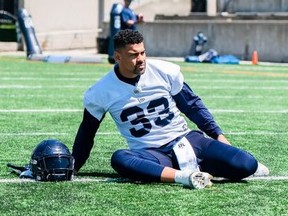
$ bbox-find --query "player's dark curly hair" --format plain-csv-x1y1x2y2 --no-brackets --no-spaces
113,29,144,51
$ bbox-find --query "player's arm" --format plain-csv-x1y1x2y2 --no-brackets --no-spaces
72,108,104,173
121,11,133,27
173,82,230,144
121,10,143,27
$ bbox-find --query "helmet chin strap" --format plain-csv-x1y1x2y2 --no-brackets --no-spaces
46,172,72,181
7,163,34,179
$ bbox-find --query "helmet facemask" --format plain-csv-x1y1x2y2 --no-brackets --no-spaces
31,155,74,181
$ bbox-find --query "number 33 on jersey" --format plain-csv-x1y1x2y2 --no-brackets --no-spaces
84,59,189,150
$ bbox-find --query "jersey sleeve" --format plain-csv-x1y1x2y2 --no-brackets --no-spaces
148,59,184,96
83,86,106,121
169,68,184,96
72,109,101,172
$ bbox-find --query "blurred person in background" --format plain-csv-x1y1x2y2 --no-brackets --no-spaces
121,0,144,30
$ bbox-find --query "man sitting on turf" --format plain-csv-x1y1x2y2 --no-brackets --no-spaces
72,29,269,189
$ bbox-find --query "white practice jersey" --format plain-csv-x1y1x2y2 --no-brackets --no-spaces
84,59,190,150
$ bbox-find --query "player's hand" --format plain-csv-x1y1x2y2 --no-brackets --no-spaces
138,13,144,23
217,134,231,145
73,169,78,175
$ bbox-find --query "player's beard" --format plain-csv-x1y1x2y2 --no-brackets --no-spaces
133,60,146,76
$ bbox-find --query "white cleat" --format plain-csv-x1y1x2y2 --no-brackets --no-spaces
251,162,269,177
189,171,213,189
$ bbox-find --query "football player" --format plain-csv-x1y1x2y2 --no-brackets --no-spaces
72,29,269,189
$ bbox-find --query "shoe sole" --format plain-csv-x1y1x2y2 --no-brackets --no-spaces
190,172,213,189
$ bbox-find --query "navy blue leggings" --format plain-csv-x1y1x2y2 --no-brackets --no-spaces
111,130,258,182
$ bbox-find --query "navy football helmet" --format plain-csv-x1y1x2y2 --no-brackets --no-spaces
30,139,74,181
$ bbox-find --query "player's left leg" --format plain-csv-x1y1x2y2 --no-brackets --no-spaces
198,141,258,180
186,130,259,180
249,162,269,177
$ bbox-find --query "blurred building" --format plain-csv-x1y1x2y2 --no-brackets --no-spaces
1,0,191,51
1,0,288,62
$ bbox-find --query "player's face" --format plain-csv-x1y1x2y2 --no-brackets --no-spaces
115,42,146,78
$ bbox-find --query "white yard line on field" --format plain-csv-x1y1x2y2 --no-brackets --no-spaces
0,77,96,81
2,77,288,83
0,94,285,100
0,109,82,113
195,86,288,90
225,131,288,135
1,108,288,114
0,85,43,89
1,85,288,90
0,176,287,184
203,95,286,99
0,131,286,136
0,94,82,98
72,176,288,182
210,109,288,113
0,132,70,136
184,78,288,83
0,72,99,76
0,132,119,136
0,85,87,89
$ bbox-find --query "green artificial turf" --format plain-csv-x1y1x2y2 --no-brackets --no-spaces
0,56,287,216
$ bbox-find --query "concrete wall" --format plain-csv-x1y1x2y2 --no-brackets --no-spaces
18,0,191,50
218,0,288,12
101,19,288,63
140,20,288,62
23,0,100,50
1,0,287,63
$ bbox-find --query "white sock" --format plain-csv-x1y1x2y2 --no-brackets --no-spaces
175,170,193,187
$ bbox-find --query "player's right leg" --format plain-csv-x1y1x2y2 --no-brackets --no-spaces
111,149,212,189
111,148,173,182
